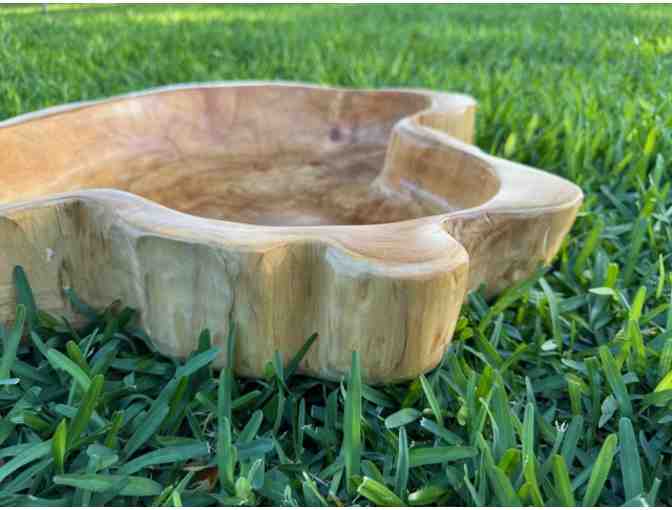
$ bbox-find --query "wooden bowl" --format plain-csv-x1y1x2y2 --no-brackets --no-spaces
0,82,582,383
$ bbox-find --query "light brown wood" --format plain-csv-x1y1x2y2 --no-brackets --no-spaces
0,82,582,383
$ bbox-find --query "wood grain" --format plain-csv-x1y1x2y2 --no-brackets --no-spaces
0,82,582,383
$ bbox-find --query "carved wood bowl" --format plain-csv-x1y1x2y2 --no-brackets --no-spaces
0,82,582,384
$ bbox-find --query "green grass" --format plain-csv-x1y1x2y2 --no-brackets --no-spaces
1,3,672,506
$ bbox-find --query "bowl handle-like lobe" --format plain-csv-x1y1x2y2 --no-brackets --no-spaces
444,153,582,296
382,113,583,297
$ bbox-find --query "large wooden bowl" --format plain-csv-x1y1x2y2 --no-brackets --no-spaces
0,82,582,383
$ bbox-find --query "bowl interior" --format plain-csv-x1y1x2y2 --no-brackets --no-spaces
1,85,500,226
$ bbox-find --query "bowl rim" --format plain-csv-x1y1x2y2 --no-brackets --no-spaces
0,80,582,239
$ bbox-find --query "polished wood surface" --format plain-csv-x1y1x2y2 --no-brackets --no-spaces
0,82,582,383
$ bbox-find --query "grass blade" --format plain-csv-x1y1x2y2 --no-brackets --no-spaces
66,340,91,375
618,417,643,501
0,440,52,483
540,277,562,351
599,346,633,418
286,332,319,380
479,266,546,332
343,351,362,494
551,454,575,507
394,426,409,498
69,374,104,446
357,477,404,506
574,218,604,278
581,433,617,506
0,305,25,380
407,485,449,506
52,419,67,474
560,415,583,468
53,474,162,497
384,408,421,429
46,348,91,392
486,464,523,506
419,374,443,425
521,402,544,506
217,361,235,493
123,403,170,459
119,443,209,475
13,266,38,330
409,446,477,467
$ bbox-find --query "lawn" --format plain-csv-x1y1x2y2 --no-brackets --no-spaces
1,3,672,506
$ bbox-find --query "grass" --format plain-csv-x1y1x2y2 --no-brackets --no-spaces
1,3,672,506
